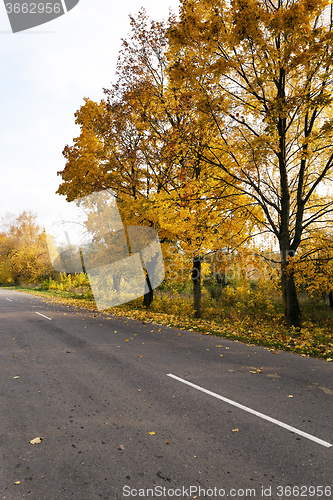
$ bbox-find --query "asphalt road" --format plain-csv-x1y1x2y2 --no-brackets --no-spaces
0,289,332,500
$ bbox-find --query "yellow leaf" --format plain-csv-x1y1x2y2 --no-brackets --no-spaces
14,481,21,485
288,395,293,398
29,437,43,444
232,428,239,432
148,432,156,435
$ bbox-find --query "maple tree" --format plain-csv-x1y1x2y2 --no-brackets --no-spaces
57,10,253,315
166,0,333,327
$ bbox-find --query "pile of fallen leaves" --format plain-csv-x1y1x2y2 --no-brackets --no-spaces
15,288,333,361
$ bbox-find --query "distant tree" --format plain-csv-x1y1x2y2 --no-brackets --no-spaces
0,211,53,285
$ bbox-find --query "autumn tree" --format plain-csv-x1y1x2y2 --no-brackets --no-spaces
167,0,333,327
0,211,53,285
57,10,254,315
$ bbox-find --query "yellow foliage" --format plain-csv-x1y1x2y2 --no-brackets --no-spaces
0,211,53,285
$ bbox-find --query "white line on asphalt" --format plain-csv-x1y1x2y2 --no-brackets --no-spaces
6,298,12,301
35,312,52,321
167,373,332,448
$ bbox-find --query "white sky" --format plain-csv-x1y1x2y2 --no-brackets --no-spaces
0,0,180,229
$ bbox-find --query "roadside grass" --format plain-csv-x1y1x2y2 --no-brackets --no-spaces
3,283,333,361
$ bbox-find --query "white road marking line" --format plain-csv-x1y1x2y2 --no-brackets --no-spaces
6,298,12,301
35,312,52,321
167,374,332,448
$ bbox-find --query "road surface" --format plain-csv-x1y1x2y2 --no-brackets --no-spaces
0,289,332,499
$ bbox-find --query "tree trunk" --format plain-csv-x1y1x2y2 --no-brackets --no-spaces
280,260,301,328
143,269,154,308
192,255,201,318
329,291,333,310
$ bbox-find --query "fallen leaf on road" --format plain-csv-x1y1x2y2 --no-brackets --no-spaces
216,345,223,347
125,340,129,342
319,386,333,395
232,428,239,432
165,441,170,444
13,376,20,379
138,355,144,358
29,437,43,444
288,395,293,398
67,351,71,353
118,445,125,450
14,481,21,485
148,432,156,435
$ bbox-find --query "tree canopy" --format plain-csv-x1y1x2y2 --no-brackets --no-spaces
57,9,253,315
57,1,333,326
0,211,52,285
167,0,333,326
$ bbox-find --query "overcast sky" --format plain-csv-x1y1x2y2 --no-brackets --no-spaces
0,0,179,228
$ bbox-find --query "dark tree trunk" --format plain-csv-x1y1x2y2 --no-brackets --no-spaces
329,291,333,310
79,247,86,274
280,259,301,328
192,255,201,318
143,269,154,308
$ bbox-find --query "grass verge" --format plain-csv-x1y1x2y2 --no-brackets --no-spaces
3,285,333,361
